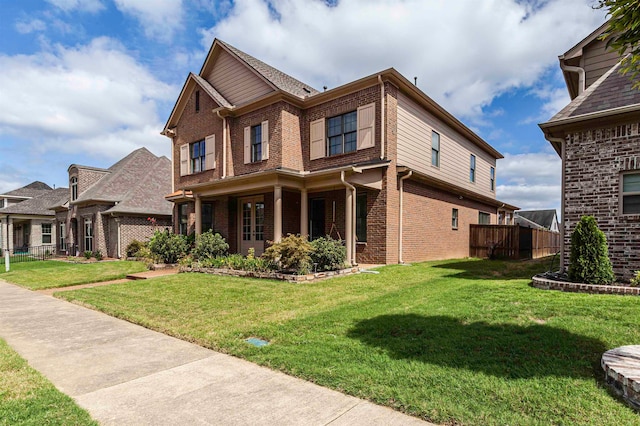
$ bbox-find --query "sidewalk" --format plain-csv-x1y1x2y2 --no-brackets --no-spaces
0,281,431,425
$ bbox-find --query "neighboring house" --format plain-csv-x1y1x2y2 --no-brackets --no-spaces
162,39,517,265
539,21,640,280
0,185,67,253
514,210,560,232
50,148,173,258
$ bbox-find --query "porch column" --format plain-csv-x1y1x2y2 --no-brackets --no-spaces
300,188,308,237
6,217,13,253
274,185,282,243
345,188,354,266
195,195,202,235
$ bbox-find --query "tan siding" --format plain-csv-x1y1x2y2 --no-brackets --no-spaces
582,38,621,89
205,50,273,105
396,92,496,198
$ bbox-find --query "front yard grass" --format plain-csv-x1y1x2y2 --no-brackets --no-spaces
57,257,640,425
0,260,147,290
0,337,96,425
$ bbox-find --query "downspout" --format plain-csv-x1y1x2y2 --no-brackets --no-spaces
560,63,586,95
398,171,413,264
216,110,227,178
378,75,385,160
340,171,357,266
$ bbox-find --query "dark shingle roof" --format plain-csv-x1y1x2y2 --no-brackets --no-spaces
218,40,319,99
515,210,557,230
70,148,172,216
192,73,231,108
2,181,53,198
0,188,68,216
549,61,640,122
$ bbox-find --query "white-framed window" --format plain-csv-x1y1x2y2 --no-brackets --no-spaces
42,223,52,244
251,124,262,162
622,172,640,214
327,111,357,156
479,212,491,224
84,218,93,252
452,208,459,229
71,176,78,201
59,223,66,247
490,166,495,191
431,131,440,167
470,155,476,183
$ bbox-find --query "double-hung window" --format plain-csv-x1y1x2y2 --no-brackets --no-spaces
42,223,52,244
470,154,476,183
327,111,357,156
84,219,93,252
622,173,640,214
490,167,495,191
479,212,491,224
59,223,66,247
431,131,440,167
251,124,262,163
452,208,459,229
191,140,206,173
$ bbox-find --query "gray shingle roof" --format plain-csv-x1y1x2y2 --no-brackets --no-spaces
218,40,319,99
515,210,557,230
192,73,231,108
0,188,68,216
70,148,172,216
548,61,640,122
2,181,53,198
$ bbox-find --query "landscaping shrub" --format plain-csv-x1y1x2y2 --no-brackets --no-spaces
148,230,188,264
192,231,229,259
310,236,347,271
84,251,92,259
568,215,615,284
262,234,312,274
93,251,103,261
126,240,146,258
631,271,640,286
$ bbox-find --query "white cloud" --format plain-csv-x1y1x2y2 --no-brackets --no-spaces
203,0,606,123
15,19,47,34
497,152,561,212
0,37,175,161
45,0,105,13
113,0,184,42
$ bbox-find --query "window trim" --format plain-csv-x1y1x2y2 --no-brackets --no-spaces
470,154,476,183
84,218,93,252
452,208,459,230
327,110,357,156
431,131,440,168
190,140,206,174
621,171,640,215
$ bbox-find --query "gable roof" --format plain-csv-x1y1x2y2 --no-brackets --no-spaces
67,148,172,217
1,181,53,199
0,188,68,216
515,210,557,230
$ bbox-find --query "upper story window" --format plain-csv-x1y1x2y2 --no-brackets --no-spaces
251,124,262,162
479,211,490,224
195,90,200,112
180,135,215,176
490,167,495,191
191,140,206,173
622,172,640,214
431,131,440,167
327,111,357,156
0,199,4,208
470,154,476,183
243,121,269,164
71,177,78,200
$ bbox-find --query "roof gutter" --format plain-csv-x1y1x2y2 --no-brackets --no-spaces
216,109,228,178
560,60,586,96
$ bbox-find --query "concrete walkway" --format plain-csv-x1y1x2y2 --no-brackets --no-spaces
0,281,430,425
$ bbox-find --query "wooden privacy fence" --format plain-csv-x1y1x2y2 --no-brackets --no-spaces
469,225,561,260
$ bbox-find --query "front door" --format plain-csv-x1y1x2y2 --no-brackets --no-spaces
239,196,265,256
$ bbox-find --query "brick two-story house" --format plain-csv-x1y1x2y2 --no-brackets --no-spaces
163,39,517,265
540,22,640,280
50,148,173,258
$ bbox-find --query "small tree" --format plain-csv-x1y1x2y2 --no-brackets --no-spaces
568,216,615,284
148,230,189,264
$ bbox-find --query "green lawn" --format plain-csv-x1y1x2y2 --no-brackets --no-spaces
57,258,640,425
0,337,96,425
0,260,147,290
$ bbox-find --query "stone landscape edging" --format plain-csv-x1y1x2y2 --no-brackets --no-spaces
531,275,640,295
180,266,360,283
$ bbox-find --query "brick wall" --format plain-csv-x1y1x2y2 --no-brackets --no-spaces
119,216,172,258
384,84,399,264
402,180,496,262
564,122,640,280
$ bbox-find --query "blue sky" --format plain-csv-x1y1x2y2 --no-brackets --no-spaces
0,0,608,214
